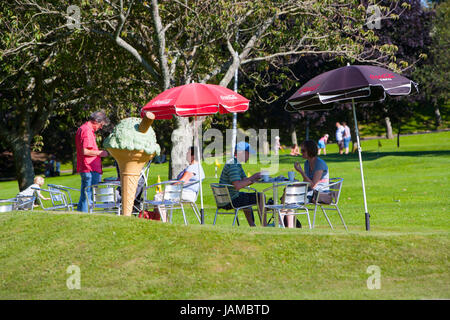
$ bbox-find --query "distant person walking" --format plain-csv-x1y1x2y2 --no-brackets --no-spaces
335,122,345,154
318,134,329,155
75,110,110,212
342,121,352,154
274,136,282,155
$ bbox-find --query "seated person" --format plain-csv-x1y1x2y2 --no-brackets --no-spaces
174,146,205,202
219,141,264,227
290,144,300,156
17,176,51,208
283,140,329,228
154,146,205,222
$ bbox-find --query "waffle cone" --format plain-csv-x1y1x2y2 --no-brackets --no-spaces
107,148,155,216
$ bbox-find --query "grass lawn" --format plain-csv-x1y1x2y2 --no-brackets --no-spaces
0,132,449,299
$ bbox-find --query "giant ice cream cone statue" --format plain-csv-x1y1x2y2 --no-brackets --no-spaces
104,112,160,216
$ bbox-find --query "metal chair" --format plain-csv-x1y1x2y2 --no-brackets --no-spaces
47,184,80,210
15,195,36,210
210,183,258,226
109,160,153,214
143,180,186,224
309,178,347,231
0,198,17,212
84,183,121,215
264,182,311,228
31,187,72,211
180,181,202,224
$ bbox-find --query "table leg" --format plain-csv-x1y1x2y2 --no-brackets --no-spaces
273,182,279,227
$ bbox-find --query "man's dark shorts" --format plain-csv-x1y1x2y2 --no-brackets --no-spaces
219,192,257,210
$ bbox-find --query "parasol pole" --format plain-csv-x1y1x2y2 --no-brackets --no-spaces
352,98,370,231
194,115,205,224
231,30,239,156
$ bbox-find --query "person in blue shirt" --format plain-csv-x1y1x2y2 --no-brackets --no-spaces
295,140,329,191
283,140,330,228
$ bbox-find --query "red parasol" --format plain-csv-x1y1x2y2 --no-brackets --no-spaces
141,83,251,224
141,83,250,119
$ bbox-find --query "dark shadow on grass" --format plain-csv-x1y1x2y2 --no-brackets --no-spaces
277,150,450,164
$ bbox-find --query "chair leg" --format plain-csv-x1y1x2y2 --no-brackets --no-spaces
181,204,188,225
232,209,238,226
305,208,312,229
190,202,201,224
335,205,348,231
213,209,218,225
169,206,174,223
312,204,319,228
278,210,285,228
320,206,334,230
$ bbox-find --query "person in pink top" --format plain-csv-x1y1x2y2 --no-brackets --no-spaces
76,111,110,212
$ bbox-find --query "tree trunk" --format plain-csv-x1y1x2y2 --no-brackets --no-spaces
385,117,394,139
72,149,77,175
290,125,298,146
11,135,35,191
434,106,442,128
170,116,193,179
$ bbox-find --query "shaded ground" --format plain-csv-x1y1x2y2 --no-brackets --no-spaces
0,151,50,180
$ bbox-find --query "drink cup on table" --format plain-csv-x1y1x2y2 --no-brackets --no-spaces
261,170,269,182
288,171,295,182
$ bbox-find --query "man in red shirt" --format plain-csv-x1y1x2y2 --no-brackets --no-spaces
76,111,110,212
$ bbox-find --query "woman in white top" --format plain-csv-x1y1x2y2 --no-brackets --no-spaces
174,146,205,202
154,147,205,222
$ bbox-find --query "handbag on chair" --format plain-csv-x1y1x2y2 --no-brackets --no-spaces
138,210,161,221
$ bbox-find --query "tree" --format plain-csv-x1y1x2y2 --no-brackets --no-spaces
413,0,449,127
2,0,405,183
82,0,404,175
0,0,79,189
0,1,157,187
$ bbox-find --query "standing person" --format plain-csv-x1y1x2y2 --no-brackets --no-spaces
219,141,263,227
342,121,352,155
75,110,110,212
318,134,329,155
335,122,345,154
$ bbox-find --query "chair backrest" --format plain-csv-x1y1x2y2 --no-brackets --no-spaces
91,184,118,204
210,184,233,208
283,182,309,205
15,195,35,210
48,184,78,204
0,198,16,212
48,185,66,205
329,178,344,204
32,187,69,210
140,161,152,188
182,181,200,202
163,183,183,202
